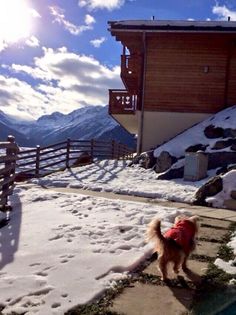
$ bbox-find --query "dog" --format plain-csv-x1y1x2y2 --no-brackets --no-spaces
146,215,199,281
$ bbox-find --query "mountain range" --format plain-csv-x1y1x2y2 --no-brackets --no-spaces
0,105,136,148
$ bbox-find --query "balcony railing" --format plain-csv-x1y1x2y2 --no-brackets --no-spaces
121,54,141,92
109,89,138,114
121,54,138,75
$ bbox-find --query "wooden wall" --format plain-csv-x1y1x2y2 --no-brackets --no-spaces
227,44,236,106
144,33,236,113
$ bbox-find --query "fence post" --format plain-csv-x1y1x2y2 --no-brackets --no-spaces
35,145,40,177
117,143,121,160
111,140,115,159
66,138,70,168
2,135,19,211
90,139,94,159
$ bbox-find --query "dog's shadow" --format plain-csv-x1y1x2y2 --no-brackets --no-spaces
162,268,202,310
181,268,202,284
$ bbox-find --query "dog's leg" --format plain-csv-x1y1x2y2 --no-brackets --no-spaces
158,255,168,280
182,254,189,272
173,261,181,274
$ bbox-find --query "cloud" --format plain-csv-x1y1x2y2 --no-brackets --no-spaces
1,47,122,119
25,35,40,47
49,6,95,35
212,4,236,20
78,0,125,11
90,37,106,48
0,75,49,120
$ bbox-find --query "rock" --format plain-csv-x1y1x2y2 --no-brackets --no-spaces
216,164,236,175
208,152,236,169
231,139,236,151
204,125,224,139
192,175,223,206
140,151,156,169
185,144,207,152
72,151,92,166
155,151,177,173
157,166,184,180
231,190,236,200
128,151,156,169
223,128,236,138
212,139,234,150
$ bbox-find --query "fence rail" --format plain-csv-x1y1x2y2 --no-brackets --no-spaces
0,136,134,214
16,138,134,179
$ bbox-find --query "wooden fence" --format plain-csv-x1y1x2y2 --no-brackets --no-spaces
0,136,19,211
16,138,134,179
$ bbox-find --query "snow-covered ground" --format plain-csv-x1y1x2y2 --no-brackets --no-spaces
31,160,207,203
0,159,235,314
0,159,201,315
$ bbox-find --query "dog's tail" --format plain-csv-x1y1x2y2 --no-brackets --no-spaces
146,218,165,244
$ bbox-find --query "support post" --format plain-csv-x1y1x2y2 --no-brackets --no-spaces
35,145,40,177
111,140,115,159
90,139,94,160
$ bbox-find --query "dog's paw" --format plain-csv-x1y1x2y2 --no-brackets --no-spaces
182,266,190,273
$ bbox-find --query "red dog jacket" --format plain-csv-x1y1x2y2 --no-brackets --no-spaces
164,219,196,253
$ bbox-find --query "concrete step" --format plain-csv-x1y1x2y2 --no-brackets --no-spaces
224,199,236,210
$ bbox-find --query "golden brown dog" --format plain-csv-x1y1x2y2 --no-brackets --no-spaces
146,215,199,281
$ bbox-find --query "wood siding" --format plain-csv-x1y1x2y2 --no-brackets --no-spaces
144,33,236,113
227,43,236,106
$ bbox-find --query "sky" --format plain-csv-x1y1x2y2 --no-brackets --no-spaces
0,0,236,120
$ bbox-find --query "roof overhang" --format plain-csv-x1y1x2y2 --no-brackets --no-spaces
108,20,236,34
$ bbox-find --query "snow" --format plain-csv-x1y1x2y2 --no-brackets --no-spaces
215,231,236,275
31,160,204,203
206,170,236,208
0,160,201,315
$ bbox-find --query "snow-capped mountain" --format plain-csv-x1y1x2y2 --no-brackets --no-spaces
0,106,136,148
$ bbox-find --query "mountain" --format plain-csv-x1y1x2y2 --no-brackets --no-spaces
0,106,136,148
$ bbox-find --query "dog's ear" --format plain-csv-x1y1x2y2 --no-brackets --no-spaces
188,215,200,233
189,215,199,223
174,215,183,224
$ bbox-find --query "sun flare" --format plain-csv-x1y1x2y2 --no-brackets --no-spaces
0,0,33,45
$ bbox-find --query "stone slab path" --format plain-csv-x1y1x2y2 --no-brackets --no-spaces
109,217,232,315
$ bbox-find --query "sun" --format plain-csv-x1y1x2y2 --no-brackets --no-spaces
0,0,33,45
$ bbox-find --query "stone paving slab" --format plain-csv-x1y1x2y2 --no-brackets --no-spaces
199,226,227,241
195,240,219,258
110,283,195,315
199,217,230,229
144,259,208,283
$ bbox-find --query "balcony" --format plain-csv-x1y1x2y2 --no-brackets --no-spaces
121,54,141,92
109,89,138,115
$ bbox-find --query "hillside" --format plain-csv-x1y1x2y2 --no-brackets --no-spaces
135,105,236,209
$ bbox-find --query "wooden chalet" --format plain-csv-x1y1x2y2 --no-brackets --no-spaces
108,20,236,153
